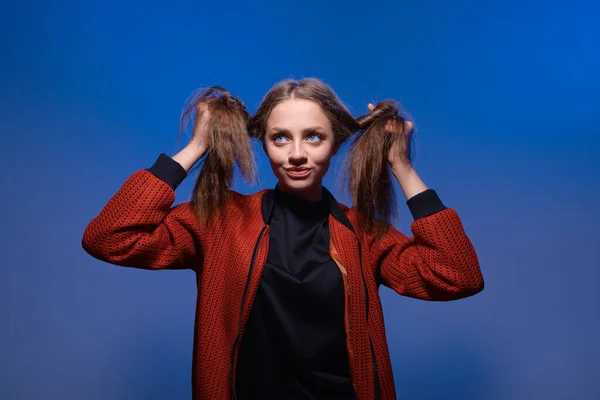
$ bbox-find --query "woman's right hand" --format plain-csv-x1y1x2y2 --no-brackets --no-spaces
173,102,211,172
189,102,211,154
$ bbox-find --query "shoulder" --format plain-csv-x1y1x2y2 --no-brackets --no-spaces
211,188,269,226
339,203,401,247
167,189,268,231
339,203,360,228
226,189,268,210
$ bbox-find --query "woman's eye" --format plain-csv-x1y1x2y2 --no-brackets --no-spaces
274,134,288,143
307,133,322,142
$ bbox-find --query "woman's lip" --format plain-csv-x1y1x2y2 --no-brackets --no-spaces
285,168,312,178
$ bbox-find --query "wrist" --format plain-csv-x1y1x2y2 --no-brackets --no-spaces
391,163,415,180
186,141,208,159
172,144,207,172
391,165,428,200
186,140,208,155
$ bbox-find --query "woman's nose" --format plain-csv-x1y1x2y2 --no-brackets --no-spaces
288,142,307,163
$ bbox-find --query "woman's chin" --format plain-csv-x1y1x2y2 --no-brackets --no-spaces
278,176,321,194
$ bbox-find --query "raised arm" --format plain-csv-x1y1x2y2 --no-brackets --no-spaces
82,100,211,271
82,87,258,271
370,186,484,301
82,145,208,271
353,104,483,300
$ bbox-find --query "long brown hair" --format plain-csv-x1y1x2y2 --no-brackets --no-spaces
179,79,414,238
178,86,257,226
350,100,414,238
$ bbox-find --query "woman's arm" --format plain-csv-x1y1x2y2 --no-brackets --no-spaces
81,145,208,271
391,164,428,201
172,140,208,172
368,170,484,300
361,112,483,300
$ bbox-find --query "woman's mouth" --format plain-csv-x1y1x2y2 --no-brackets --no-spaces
285,168,312,179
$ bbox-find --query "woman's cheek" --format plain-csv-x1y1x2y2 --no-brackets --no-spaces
313,149,333,173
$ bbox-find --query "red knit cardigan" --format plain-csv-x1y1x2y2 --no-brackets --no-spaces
82,168,484,400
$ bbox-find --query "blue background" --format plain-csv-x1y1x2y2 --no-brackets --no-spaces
2,0,599,399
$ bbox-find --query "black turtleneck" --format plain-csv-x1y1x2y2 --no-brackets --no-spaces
235,187,356,399
146,154,448,399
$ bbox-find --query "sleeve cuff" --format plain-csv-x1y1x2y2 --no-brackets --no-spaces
406,189,447,220
145,153,187,190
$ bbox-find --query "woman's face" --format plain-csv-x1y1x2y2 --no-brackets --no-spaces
264,98,338,201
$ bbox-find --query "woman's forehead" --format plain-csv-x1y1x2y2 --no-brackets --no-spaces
267,99,331,131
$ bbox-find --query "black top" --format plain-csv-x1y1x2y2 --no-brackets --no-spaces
235,187,357,399
145,153,448,400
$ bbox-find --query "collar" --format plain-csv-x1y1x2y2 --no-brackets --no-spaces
260,185,354,233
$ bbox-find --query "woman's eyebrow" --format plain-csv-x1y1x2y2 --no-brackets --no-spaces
268,127,287,134
268,126,325,134
303,126,325,133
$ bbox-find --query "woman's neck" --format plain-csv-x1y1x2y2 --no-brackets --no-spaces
276,183,323,203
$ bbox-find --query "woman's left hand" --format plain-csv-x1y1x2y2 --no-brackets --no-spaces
367,103,425,199
367,103,414,171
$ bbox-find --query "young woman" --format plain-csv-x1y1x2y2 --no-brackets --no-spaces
82,78,484,400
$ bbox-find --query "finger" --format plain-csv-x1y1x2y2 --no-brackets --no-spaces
368,103,375,112
196,101,209,114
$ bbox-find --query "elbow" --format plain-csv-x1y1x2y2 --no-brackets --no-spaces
454,266,485,299
81,235,98,259
82,226,99,259
461,275,485,297
453,247,484,298
81,222,110,261
436,279,483,301
81,222,149,268
434,259,484,301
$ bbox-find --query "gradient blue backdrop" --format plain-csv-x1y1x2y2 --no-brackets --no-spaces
2,0,599,399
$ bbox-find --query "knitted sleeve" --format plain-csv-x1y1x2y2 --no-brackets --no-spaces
367,191,484,301
81,155,204,271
